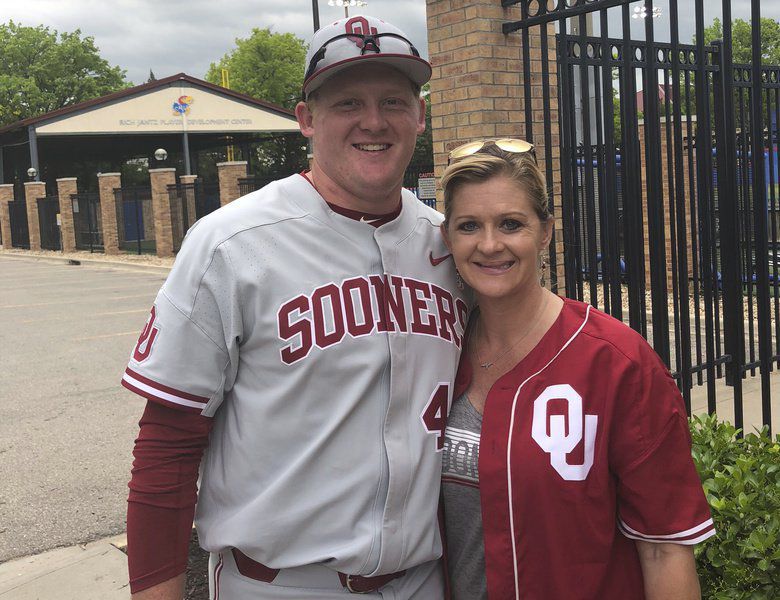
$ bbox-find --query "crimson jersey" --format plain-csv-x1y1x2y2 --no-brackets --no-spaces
453,298,714,599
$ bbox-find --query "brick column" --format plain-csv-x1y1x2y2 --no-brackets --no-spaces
149,168,176,257
98,173,121,255
180,174,198,230
426,0,561,291
0,184,13,248
217,161,247,206
56,177,78,253
24,182,46,251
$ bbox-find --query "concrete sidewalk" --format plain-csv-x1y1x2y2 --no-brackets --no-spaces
0,535,129,599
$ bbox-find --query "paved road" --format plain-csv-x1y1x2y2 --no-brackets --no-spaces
0,256,168,562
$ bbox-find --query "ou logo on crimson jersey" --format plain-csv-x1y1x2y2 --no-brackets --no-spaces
531,384,597,481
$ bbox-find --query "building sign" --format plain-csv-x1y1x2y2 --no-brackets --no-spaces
35,84,299,136
173,95,194,115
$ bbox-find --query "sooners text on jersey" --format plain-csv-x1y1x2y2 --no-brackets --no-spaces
277,273,468,365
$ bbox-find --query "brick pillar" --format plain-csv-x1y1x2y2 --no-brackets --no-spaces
0,184,13,248
180,174,198,230
426,0,561,291
24,182,46,251
98,173,121,255
56,177,78,253
149,168,176,257
217,161,247,206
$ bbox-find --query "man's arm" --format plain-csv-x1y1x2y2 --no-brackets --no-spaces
127,401,212,596
132,574,185,600
636,541,701,600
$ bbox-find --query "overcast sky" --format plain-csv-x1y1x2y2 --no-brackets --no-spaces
1,1,778,86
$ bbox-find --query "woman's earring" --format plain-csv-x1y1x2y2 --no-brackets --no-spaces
539,254,548,287
456,269,464,291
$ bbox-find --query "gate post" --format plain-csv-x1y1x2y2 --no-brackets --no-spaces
0,184,13,248
426,0,562,291
56,177,78,253
24,181,46,251
180,174,198,230
149,168,176,257
98,173,122,255
217,161,248,206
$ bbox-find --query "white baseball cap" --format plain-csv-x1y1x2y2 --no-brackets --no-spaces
302,16,432,98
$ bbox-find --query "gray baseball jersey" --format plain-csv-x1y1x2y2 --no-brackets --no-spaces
122,173,468,577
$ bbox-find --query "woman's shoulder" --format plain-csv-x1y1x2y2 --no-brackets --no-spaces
561,298,662,369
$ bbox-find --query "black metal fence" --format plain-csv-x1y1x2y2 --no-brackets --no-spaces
168,181,221,252
238,176,272,197
504,0,775,433
8,199,29,249
115,186,155,255
37,196,61,251
71,192,103,252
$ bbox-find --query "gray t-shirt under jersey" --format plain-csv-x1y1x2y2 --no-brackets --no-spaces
442,393,488,600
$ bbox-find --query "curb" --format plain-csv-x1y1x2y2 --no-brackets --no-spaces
0,250,173,273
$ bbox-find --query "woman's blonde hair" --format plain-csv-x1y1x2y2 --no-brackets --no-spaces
440,147,550,226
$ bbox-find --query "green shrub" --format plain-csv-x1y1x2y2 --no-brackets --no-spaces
690,414,780,599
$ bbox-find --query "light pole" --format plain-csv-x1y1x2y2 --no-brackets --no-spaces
328,0,367,19
312,0,320,31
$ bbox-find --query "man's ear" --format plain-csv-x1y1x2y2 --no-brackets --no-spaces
295,101,315,138
416,97,426,135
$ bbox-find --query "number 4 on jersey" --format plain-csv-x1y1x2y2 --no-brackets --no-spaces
421,383,450,451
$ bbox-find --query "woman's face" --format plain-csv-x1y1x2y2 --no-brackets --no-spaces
442,174,552,302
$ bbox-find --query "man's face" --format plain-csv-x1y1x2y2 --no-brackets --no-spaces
295,63,426,211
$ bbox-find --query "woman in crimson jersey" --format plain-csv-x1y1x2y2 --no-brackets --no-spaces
439,139,714,600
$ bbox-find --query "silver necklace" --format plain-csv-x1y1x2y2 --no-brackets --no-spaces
475,293,549,369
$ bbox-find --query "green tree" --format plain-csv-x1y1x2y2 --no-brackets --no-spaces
205,28,308,178
700,17,780,65
0,21,128,126
206,28,307,110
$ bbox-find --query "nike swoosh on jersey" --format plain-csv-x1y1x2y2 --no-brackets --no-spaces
360,216,382,224
429,251,452,266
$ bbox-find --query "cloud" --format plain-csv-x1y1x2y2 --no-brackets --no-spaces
0,0,428,85
2,1,776,87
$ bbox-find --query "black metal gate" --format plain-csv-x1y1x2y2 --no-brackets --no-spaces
37,196,61,250
8,199,29,249
115,186,155,255
168,181,221,252
238,176,271,197
71,192,103,252
504,0,775,433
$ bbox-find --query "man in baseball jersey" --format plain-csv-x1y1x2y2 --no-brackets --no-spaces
122,15,468,600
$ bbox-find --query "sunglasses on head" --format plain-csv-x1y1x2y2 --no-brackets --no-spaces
304,32,421,85
447,138,536,165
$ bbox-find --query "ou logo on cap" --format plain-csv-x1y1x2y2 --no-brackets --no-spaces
346,16,379,49
531,384,597,481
